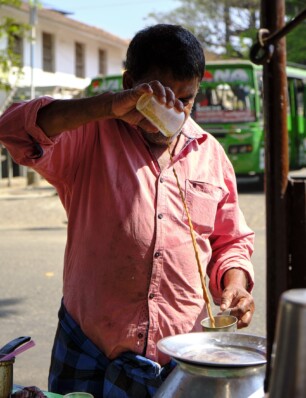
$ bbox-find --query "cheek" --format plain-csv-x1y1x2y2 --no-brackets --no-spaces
184,102,194,117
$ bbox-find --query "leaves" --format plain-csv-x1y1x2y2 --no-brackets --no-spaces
0,1,30,90
0,0,21,7
146,0,306,65
285,2,306,65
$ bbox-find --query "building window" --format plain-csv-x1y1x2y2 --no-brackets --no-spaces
75,42,85,78
98,49,107,75
7,24,24,67
12,34,23,66
42,32,54,72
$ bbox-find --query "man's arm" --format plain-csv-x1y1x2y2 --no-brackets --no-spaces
36,81,185,137
222,268,249,291
37,93,114,137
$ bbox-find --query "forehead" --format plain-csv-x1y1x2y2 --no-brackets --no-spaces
136,70,200,98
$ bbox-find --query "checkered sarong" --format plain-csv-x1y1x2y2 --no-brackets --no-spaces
48,302,176,398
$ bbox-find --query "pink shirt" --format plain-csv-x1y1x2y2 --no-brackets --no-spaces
0,97,254,364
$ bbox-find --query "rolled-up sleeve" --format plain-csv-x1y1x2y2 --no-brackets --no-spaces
207,154,255,304
0,97,88,187
0,97,57,165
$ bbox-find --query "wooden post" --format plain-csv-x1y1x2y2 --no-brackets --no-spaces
260,0,289,391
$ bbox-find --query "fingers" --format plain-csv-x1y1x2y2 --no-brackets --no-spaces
220,287,255,329
230,302,254,328
135,81,184,111
237,309,253,329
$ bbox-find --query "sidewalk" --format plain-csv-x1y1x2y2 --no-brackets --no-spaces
0,176,66,228
0,176,56,199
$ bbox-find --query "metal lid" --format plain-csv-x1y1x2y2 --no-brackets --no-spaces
157,332,267,367
282,288,306,306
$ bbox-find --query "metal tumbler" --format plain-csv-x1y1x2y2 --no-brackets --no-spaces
268,289,306,398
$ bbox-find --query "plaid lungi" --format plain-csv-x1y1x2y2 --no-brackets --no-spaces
48,302,176,398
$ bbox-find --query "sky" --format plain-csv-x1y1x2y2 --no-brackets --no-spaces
41,0,180,40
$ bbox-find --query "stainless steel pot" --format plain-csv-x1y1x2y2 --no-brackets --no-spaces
155,332,266,398
268,289,306,398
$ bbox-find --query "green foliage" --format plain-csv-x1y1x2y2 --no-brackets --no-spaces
148,0,221,49
286,23,306,65
147,0,260,58
0,0,29,90
146,0,305,65
0,0,21,6
285,2,306,65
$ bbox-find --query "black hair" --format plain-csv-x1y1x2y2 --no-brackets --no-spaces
125,24,205,81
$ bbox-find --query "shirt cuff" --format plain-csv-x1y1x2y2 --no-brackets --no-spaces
24,97,57,146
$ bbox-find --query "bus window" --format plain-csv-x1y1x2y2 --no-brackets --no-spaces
296,80,304,118
296,80,305,137
193,83,256,123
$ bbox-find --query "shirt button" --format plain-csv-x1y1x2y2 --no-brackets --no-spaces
154,251,160,258
158,213,163,219
138,333,143,339
160,178,164,183
149,293,155,299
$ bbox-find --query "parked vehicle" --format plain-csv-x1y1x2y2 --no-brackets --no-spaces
86,61,306,178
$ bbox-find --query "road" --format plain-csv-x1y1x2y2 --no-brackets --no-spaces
0,177,266,390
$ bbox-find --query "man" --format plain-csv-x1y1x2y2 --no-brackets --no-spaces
0,24,255,397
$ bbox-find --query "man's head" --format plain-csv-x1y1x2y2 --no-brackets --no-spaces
125,24,205,82
124,24,205,145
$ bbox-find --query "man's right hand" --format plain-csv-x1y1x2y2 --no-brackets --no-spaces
111,81,184,133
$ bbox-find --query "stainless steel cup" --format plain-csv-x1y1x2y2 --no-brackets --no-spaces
201,314,238,332
269,289,306,398
0,358,14,398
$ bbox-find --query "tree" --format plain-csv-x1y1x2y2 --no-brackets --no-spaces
146,0,260,58
146,0,305,65
0,0,30,90
285,1,306,65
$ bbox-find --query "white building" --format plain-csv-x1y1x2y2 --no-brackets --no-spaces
0,1,129,179
0,1,129,113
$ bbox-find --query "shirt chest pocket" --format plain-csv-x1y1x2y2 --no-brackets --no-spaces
183,180,224,236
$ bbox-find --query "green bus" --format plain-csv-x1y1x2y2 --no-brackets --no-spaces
85,74,123,96
86,61,306,178
193,60,306,179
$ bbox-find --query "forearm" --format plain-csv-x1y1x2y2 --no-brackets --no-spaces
37,92,114,137
222,268,249,290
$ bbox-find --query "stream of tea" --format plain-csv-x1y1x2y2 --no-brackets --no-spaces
168,142,216,328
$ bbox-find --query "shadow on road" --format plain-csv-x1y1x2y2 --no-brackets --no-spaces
0,193,56,202
0,298,24,318
0,226,67,232
237,178,264,194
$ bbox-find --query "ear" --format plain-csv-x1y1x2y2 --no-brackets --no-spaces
123,71,134,90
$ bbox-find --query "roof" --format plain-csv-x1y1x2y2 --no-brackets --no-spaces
16,1,130,49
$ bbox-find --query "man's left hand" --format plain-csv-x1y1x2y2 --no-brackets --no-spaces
219,269,255,329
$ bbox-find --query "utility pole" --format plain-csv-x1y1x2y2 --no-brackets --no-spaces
30,1,37,100
27,0,40,186
250,4,306,393
260,0,288,390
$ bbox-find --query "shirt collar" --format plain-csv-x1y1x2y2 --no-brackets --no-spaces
181,117,207,140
